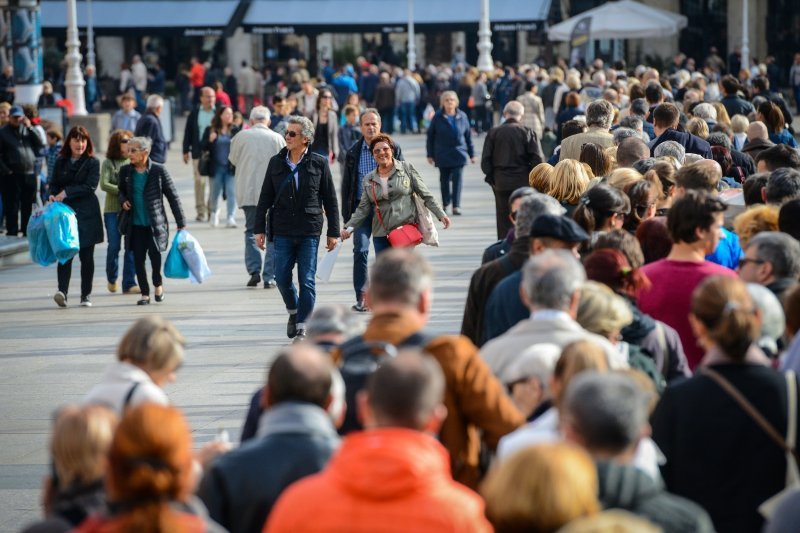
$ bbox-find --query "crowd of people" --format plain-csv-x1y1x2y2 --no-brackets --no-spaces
10,44,800,533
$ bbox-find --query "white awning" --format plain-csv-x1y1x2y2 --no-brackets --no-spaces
547,0,687,41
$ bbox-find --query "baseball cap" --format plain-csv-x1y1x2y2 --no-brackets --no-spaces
9,105,24,117
529,214,589,242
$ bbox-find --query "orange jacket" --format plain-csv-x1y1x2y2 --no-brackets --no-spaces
335,309,524,488
264,428,493,533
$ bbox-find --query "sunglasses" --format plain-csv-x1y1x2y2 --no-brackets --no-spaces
285,131,300,138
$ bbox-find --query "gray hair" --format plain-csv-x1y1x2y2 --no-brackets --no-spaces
503,101,524,120
522,250,586,311
306,304,366,338
127,136,152,153
619,116,643,132
629,98,649,117
249,105,271,123
693,102,717,121
287,115,315,145
563,371,650,453
747,231,800,279
585,100,615,129
515,193,566,236
653,140,686,163
501,344,561,395
746,283,786,357
146,94,164,111
613,127,639,146
360,108,381,125
368,249,433,307
706,132,732,150
440,90,459,106
684,153,704,165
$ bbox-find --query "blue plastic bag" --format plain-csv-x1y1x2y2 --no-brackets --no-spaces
164,231,190,279
41,202,80,264
26,211,56,266
177,230,211,284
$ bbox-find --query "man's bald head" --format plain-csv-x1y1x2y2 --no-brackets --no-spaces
676,159,722,192
616,137,651,168
267,344,333,408
747,121,769,142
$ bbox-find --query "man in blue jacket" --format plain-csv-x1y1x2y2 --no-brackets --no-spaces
649,103,712,159
133,95,167,164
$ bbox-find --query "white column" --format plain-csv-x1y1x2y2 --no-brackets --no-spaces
740,0,749,73
477,0,493,72
64,0,87,115
407,0,416,70
86,0,95,68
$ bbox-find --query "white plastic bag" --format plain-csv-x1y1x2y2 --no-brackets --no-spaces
413,194,439,246
177,230,212,284
316,240,342,283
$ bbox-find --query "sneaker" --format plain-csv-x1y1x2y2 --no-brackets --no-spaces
195,214,205,222
210,211,219,228
54,291,67,308
352,302,370,313
452,207,462,215
247,273,261,287
287,313,298,338
107,281,119,293
123,286,141,294
80,296,92,307
264,280,277,289
292,329,307,343
226,217,238,228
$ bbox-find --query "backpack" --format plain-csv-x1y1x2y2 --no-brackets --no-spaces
337,331,433,435
626,343,667,394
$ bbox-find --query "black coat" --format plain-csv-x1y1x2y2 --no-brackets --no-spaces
481,119,543,191
183,105,218,159
340,138,403,222
650,128,712,159
254,148,340,239
0,123,45,176
134,112,167,164
118,160,185,252
49,156,104,248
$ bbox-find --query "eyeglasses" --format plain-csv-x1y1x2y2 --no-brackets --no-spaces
738,258,766,268
285,131,300,138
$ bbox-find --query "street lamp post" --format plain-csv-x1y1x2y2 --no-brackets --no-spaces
477,0,493,72
86,0,95,68
740,0,749,74
407,0,416,71
64,0,87,115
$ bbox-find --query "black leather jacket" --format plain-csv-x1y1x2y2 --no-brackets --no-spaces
0,123,44,175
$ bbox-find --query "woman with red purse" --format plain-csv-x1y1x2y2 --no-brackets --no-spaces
341,134,450,253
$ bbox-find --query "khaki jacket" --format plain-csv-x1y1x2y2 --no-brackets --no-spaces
559,126,614,162
229,124,286,207
347,159,446,237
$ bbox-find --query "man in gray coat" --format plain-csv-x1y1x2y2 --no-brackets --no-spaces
229,106,286,288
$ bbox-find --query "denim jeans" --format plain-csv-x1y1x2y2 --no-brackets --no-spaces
210,166,236,218
439,166,464,209
274,235,319,324
399,102,417,133
352,213,372,302
104,212,137,290
373,236,391,255
242,206,275,281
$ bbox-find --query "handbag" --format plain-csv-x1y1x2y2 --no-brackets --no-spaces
371,181,422,248
117,209,131,235
700,367,800,518
411,193,439,247
198,150,212,177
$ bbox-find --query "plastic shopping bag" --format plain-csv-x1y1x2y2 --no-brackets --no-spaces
26,210,56,266
177,230,211,283
316,239,341,283
164,231,190,279
42,202,80,264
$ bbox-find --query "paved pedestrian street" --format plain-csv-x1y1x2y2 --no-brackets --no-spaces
0,126,495,531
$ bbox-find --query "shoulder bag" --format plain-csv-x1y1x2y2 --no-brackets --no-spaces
401,161,439,247
198,150,212,177
700,367,800,518
370,180,422,248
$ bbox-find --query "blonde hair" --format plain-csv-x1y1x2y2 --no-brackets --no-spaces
731,114,749,134
482,443,600,532
558,510,661,533
607,167,642,191
711,102,731,126
116,316,185,373
577,281,634,338
733,205,780,248
529,163,554,192
50,405,118,488
553,340,609,405
550,159,591,205
686,117,709,139
580,162,596,179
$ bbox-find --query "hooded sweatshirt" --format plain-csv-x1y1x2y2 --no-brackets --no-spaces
264,428,492,533
597,461,715,533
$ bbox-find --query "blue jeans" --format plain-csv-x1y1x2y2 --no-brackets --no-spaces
439,166,464,209
210,166,236,218
242,206,275,281
373,236,391,255
103,212,137,290
399,102,417,133
274,235,319,324
352,213,372,302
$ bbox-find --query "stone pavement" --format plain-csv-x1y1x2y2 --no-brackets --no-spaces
0,124,497,531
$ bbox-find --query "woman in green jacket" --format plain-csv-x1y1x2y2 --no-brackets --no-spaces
341,133,450,254
100,130,138,294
